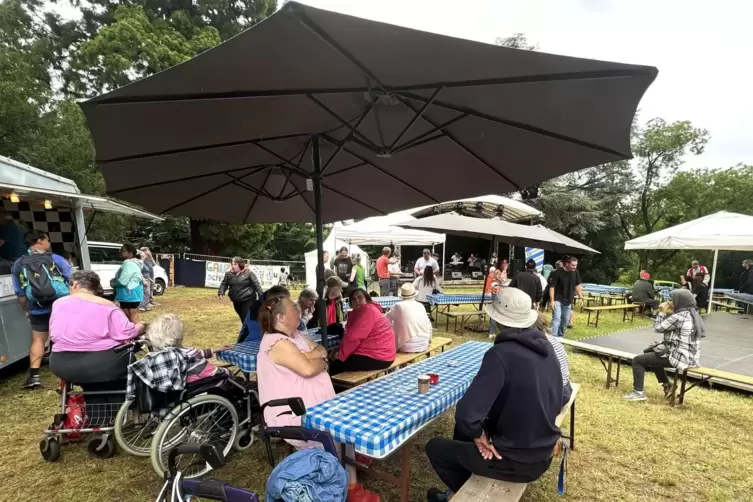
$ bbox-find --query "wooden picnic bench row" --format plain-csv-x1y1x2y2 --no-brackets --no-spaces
453,383,581,502
330,336,454,388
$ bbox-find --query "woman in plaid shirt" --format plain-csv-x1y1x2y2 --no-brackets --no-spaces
625,289,704,402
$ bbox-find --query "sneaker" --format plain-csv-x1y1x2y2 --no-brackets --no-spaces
427,488,451,501
624,390,647,401
23,374,42,390
348,483,380,502
138,307,147,312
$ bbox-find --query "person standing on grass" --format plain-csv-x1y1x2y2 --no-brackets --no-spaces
414,249,439,277
413,265,443,321
112,243,144,324
218,256,263,323
624,289,703,402
351,253,367,290
548,256,583,338
333,247,355,293
425,288,562,501
137,250,154,313
511,259,543,308
388,253,402,296
375,247,393,296
12,229,72,389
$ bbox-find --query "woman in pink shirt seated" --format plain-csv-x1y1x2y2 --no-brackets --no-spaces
329,289,396,374
49,270,146,394
255,295,381,502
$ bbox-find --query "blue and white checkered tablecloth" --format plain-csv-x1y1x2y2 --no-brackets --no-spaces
343,296,402,311
725,292,753,305
426,293,492,305
303,341,492,458
217,329,339,373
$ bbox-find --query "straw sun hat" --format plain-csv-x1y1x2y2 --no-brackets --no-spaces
399,283,419,299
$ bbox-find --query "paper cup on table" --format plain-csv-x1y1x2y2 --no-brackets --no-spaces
418,375,430,394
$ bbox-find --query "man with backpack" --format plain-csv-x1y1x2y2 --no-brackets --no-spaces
12,230,71,389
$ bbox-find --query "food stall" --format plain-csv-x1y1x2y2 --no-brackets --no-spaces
0,155,162,369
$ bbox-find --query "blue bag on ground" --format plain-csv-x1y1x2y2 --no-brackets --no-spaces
266,449,348,502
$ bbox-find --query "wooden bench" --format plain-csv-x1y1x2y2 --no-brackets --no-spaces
453,383,581,502
438,311,485,332
710,300,745,313
582,304,641,328
669,366,753,406
559,338,634,388
331,337,453,388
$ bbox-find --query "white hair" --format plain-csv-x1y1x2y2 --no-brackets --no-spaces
146,313,185,350
299,288,318,301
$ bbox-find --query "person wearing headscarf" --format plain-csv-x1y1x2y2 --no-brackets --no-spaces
624,289,704,402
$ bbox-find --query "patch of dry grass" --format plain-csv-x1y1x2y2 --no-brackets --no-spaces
1,287,752,501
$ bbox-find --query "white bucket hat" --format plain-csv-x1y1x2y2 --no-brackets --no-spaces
399,283,419,299
485,287,538,328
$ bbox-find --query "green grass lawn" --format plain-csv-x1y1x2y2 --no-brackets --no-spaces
1,287,752,501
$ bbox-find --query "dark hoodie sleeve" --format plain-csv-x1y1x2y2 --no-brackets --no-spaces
455,350,506,439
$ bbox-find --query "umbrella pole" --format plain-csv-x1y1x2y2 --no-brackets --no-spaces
312,134,329,350
479,238,495,312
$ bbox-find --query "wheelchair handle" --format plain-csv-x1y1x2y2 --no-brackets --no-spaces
113,338,151,354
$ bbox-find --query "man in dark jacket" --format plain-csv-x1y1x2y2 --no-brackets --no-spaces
511,259,543,307
632,270,659,311
425,288,563,501
737,260,753,294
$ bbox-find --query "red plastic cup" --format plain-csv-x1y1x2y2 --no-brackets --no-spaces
427,373,440,385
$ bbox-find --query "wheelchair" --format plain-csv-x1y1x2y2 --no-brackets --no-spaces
39,339,150,462
147,371,261,479
155,398,339,502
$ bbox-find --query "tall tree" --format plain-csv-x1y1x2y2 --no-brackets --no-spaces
619,118,710,270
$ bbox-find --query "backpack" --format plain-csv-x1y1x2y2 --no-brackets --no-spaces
18,252,69,307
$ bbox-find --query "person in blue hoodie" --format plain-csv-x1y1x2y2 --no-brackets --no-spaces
425,287,563,501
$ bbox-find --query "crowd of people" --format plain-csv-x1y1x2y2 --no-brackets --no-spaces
9,229,159,389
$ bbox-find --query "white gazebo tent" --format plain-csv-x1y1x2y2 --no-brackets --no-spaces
624,211,753,300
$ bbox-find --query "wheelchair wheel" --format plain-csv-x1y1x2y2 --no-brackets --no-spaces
39,437,61,462
87,435,116,459
150,394,239,479
114,400,160,457
234,427,254,451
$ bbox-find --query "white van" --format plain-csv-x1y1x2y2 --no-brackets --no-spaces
88,241,168,297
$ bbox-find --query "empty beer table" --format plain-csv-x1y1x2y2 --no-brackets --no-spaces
218,328,340,372
304,341,493,502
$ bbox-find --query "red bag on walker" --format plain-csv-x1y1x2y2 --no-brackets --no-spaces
63,394,87,439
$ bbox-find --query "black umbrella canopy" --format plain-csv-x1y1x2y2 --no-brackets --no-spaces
396,213,600,255
81,2,656,224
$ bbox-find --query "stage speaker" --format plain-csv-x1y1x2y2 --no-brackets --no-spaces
471,271,483,279
451,272,463,279
510,259,524,276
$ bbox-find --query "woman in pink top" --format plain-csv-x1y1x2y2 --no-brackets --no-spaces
49,270,145,394
329,289,396,374
255,295,380,502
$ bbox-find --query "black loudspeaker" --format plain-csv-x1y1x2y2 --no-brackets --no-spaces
510,259,524,277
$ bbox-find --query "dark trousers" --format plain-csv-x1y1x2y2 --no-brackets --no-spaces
426,426,552,493
233,297,255,323
378,279,390,296
389,277,399,296
329,354,393,374
638,299,659,310
632,351,673,392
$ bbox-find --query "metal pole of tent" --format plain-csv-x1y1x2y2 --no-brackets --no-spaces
440,235,446,289
478,238,495,313
73,201,92,270
709,249,718,311
311,135,328,350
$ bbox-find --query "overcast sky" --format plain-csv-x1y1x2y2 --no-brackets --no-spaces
296,0,752,171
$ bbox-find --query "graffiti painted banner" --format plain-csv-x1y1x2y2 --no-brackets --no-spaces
205,261,290,290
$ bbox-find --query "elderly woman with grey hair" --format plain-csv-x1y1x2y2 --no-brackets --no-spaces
297,288,319,331
145,313,233,384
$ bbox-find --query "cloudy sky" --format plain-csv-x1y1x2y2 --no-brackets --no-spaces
297,0,752,171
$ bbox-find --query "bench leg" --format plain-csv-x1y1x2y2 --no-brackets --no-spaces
569,400,576,451
605,356,613,389
679,369,688,405
595,310,600,328
615,359,622,387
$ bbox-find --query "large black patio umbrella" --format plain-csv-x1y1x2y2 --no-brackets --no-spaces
79,2,656,344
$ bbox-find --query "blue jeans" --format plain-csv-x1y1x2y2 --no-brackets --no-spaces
551,301,572,337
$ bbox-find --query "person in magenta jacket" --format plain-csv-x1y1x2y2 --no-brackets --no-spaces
329,289,396,374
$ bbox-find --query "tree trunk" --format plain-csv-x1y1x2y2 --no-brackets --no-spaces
189,218,206,254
